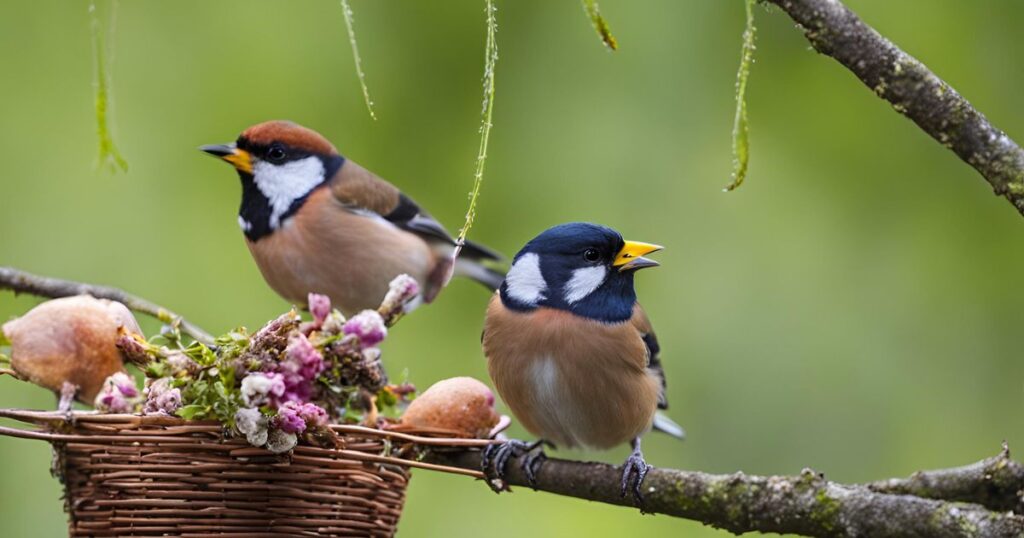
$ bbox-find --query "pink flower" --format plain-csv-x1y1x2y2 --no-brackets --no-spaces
342,310,387,347
154,388,182,414
274,401,330,434
143,377,181,415
298,402,329,428
241,372,286,406
110,372,139,398
94,372,139,413
96,390,130,413
308,293,331,327
275,401,308,433
380,274,420,313
286,333,325,380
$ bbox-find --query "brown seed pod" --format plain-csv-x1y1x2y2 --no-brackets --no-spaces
401,376,500,438
2,295,143,402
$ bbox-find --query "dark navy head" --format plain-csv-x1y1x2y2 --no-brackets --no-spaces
499,222,662,322
200,121,345,242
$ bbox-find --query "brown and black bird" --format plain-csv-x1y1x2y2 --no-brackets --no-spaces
481,223,684,501
201,121,503,315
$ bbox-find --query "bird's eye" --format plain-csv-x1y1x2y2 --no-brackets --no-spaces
583,248,601,262
266,145,287,162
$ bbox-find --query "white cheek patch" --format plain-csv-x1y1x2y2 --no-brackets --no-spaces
252,157,326,229
238,215,252,232
563,265,607,304
505,253,547,305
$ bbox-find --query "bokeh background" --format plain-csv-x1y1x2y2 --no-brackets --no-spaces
2,0,1024,536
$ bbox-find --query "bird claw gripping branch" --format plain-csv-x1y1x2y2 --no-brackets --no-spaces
620,437,653,508
481,438,549,492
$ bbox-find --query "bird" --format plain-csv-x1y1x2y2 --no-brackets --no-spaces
481,222,684,503
200,121,504,316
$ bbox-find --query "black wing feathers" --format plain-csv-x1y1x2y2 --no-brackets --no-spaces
383,194,501,261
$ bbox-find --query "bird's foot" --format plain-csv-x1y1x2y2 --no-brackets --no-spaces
481,438,548,492
620,437,653,508
58,382,78,425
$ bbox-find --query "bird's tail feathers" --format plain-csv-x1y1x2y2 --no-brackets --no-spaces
453,257,506,291
652,412,686,441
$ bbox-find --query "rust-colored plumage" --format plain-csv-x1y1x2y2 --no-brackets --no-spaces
203,121,505,316
241,121,337,156
483,296,661,449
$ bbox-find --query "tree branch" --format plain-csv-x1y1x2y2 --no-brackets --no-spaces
763,0,1024,214
0,266,215,346
868,442,1024,513
424,448,1024,537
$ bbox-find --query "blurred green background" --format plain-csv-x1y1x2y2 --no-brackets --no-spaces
2,0,1024,536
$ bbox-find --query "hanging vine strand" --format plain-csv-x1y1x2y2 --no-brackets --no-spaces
340,0,377,120
724,0,756,191
90,0,128,173
453,0,499,257
580,0,618,50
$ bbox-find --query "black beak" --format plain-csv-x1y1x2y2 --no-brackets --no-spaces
199,143,236,158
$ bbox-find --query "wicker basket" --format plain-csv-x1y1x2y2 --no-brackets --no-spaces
0,409,490,537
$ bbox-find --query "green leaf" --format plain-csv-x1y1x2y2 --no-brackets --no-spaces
176,404,208,420
144,361,169,379
724,0,756,192
0,329,9,347
580,0,618,51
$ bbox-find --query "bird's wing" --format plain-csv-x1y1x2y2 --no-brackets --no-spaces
632,304,668,410
329,160,501,260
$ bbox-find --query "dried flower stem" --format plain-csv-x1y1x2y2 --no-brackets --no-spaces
340,0,377,120
0,266,214,346
453,0,498,258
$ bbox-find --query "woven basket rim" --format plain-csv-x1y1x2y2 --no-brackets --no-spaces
0,407,494,479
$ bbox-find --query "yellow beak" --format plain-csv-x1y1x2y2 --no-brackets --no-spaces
200,143,253,174
612,240,663,272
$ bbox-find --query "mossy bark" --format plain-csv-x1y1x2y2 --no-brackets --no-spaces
426,449,1024,537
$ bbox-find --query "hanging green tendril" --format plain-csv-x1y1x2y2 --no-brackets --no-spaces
455,0,499,255
725,0,756,192
340,0,377,120
90,0,128,173
580,0,618,50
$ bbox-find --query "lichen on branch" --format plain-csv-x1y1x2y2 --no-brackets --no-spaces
425,447,1024,537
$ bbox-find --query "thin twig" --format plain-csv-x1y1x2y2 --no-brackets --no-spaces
0,267,215,346
765,0,1024,214
425,447,1024,537
868,441,1024,513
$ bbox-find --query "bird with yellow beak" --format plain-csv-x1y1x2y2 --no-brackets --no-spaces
201,121,503,316
481,222,684,503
